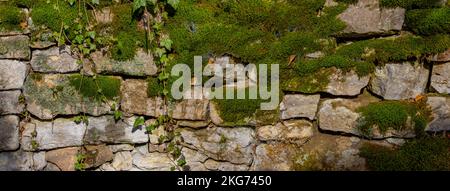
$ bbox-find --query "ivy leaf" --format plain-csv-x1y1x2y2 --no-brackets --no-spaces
133,117,145,128
114,110,122,121
167,0,180,9
154,48,166,58
68,0,76,6
160,38,173,50
158,71,170,81
91,0,99,5
133,0,147,13
145,124,157,134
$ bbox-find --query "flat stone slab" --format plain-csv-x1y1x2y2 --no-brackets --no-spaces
430,62,450,94
120,79,165,117
92,50,157,76
280,94,320,120
0,151,46,171
30,46,80,73
0,35,30,60
23,74,117,120
426,97,450,132
0,90,24,115
0,60,28,90
84,116,149,144
0,115,20,151
171,99,209,121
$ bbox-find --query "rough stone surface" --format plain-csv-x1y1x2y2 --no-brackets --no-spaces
109,144,134,153
369,63,429,100
171,99,209,121
92,50,157,76
280,94,320,120
325,69,370,96
0,60,28,90
429,48,450,62
22,118,86,151
43,163,61,171
84,116,149,144
318,96,415,138
30,46,80,73
257,120,314,144
0,115,20,151
23,74,115,120
337,0,405,38
110,151,133,171
426,97,450,132
45,147,80,171
121,79,165,117
0,151,46,171
0,90,24,115
251,143,299,171
132,145,173,171
204,159,249,171
0,35,30,60
182,147,208,171
430,63,450,94
84,145,114,168
180,127,255,165
209,102,224,126
177,120,210,129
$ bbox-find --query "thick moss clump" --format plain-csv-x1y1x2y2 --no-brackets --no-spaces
380,0,444,9
335,34,450,63
356,100,432,137
297,55,374,77
0,5,25,32
360,138,450,171
31,0,79,32
69,75,121,101
406,8,450,36
109,4,145,61
147,77,164,97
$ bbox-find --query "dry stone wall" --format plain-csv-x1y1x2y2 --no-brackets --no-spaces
1,0,450,171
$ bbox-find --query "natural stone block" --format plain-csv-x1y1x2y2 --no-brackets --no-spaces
0,115,20,151
426,97,450,132
257,120,314,144
0,151,46,171
30,46,80,73
0,35,30,60
23,74,116,120
280,94,320,120
45,147,80,171
171,99,209,121
120,79,165,117
84,116,149,144
22,118,86,151
431,62,450,94
0,60,28,90
131,145,173,171
324,69,370,96
369,63,429,100
0,90,24,115
204,159,249,171
92,50,157,76
180,127,255,165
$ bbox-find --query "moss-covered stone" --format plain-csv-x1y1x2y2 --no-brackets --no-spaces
0,35,30,60
68,74,121,101
406,8,450,36
0,4,26,33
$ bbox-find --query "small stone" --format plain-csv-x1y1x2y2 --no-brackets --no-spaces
0,35,30,60
171,99,209,121
369,63,429,100
385,138,406,146
209,102,224,126
120,79,165,117
251,143,298,171
111,151,133,171
430,62,450,94
22,118,86,151
30,46,80,73
95,7,113,24
92,49,157,76
0,60,28,90
204,159,249,171
182,147,208,171
43,163,61,171
0,151,46,171
428,48,450,62
257,120,314,144
84,116,149,144
180,127,255,165
109,144,134,153
132,145,173,171
177,120,210,129
325,69,370,96
426,97,450,132
45,147,80,171
0,115,20,151
280,94,320,120
0,90,24,115
84,145,114,168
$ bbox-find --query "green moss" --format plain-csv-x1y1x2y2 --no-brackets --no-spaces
380,0,444,9
68,75,121,101
406,8,450,36
147,77,164,97
281,68,331,93
360,138,450,171
297,55,374,77
335,34,450,63
109,4,145,61
0,5,25,32
356,100,432,137
31,0,79,32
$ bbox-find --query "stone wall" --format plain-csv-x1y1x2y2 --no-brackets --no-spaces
1,0,450,171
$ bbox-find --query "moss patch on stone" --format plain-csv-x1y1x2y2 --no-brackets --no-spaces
406,8,450,36
68,75,121,101
356,100,432,137
360,137,450,171
380,0,444,9
0,4,25,32
147,77,164,97
31,0,79,33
